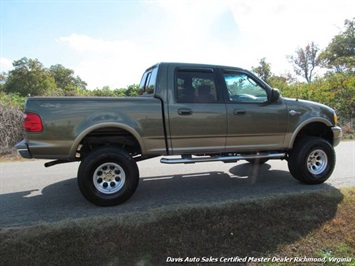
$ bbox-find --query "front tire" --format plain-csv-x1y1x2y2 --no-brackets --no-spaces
288,137,335,184
78,147,139,206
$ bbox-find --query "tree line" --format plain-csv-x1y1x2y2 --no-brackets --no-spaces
0,18,354,126
252,18,354,126
0,57,141,98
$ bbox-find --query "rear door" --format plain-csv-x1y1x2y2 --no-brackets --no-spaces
167,67,227,154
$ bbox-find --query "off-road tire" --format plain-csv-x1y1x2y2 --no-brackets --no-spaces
288,137,335,184
78,146,139,206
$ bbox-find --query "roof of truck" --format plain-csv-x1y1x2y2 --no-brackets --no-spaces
146,62,247,72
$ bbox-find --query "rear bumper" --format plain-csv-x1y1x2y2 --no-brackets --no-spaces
15,140,33,159
332,126,342,147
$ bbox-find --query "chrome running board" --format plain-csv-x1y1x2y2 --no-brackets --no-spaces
160,153,286,164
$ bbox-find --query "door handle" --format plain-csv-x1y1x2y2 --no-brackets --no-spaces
289,110,301,116
178,108,193,116
233,109,246,115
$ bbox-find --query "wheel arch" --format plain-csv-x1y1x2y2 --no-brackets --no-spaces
287,118,334,149
69,123,146,159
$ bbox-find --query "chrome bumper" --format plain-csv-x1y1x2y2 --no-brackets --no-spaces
332,126,342,147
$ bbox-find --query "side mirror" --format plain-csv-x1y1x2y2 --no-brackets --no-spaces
270,88,280,102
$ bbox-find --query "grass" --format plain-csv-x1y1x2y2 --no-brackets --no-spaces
1,188,354,266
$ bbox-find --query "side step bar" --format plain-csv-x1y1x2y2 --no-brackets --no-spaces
160,153,286,164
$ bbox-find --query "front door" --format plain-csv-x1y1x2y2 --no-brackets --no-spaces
222,71,288,152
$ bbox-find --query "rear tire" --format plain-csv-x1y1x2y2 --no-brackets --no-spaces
288,137,335,184
78,147,139,206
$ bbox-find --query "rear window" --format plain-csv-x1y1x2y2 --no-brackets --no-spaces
139,66,158,96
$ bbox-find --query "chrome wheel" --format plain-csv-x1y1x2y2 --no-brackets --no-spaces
78,147,139,206
288,137,335,184
307,149,328,175
93,162,126,194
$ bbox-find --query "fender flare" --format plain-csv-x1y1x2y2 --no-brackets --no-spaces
69,122,146,159
286,118,332,149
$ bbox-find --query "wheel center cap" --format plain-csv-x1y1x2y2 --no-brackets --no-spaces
104,173,114,181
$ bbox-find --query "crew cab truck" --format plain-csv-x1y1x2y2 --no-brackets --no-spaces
16,62,342,206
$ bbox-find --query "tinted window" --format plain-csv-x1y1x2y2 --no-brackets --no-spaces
139,72,149,91
176,69,218,103
139,67,158,95
224,73,267,103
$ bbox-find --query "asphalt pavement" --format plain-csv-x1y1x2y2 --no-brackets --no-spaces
0,142,354,228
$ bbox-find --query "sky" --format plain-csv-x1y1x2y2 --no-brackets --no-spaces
1,0,354,89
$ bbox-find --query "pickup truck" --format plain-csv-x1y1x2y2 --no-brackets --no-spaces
16,62,342,206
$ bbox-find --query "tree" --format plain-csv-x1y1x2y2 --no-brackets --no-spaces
124,84,141,96
288,42,320,83
251,57,272,82
251,57,289,92
323,72,355,124
49,64,87,92
91,86,114,96
268,75,288,90
0,72,7,92
320,18,355,73
4,57,56,96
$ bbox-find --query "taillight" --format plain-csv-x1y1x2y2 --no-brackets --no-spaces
24,113,43,132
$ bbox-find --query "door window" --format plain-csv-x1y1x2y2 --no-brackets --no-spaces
176,69,218,103
224,73,267,103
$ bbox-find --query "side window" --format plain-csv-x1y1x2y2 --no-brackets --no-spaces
139,72,149,94
139,67,158,96
224,72,267,103
176,69,218,103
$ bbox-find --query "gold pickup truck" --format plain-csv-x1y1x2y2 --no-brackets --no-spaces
16,62,342,206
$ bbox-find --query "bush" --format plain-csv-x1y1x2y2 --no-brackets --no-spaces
0,92,26,108
0,101,24,155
